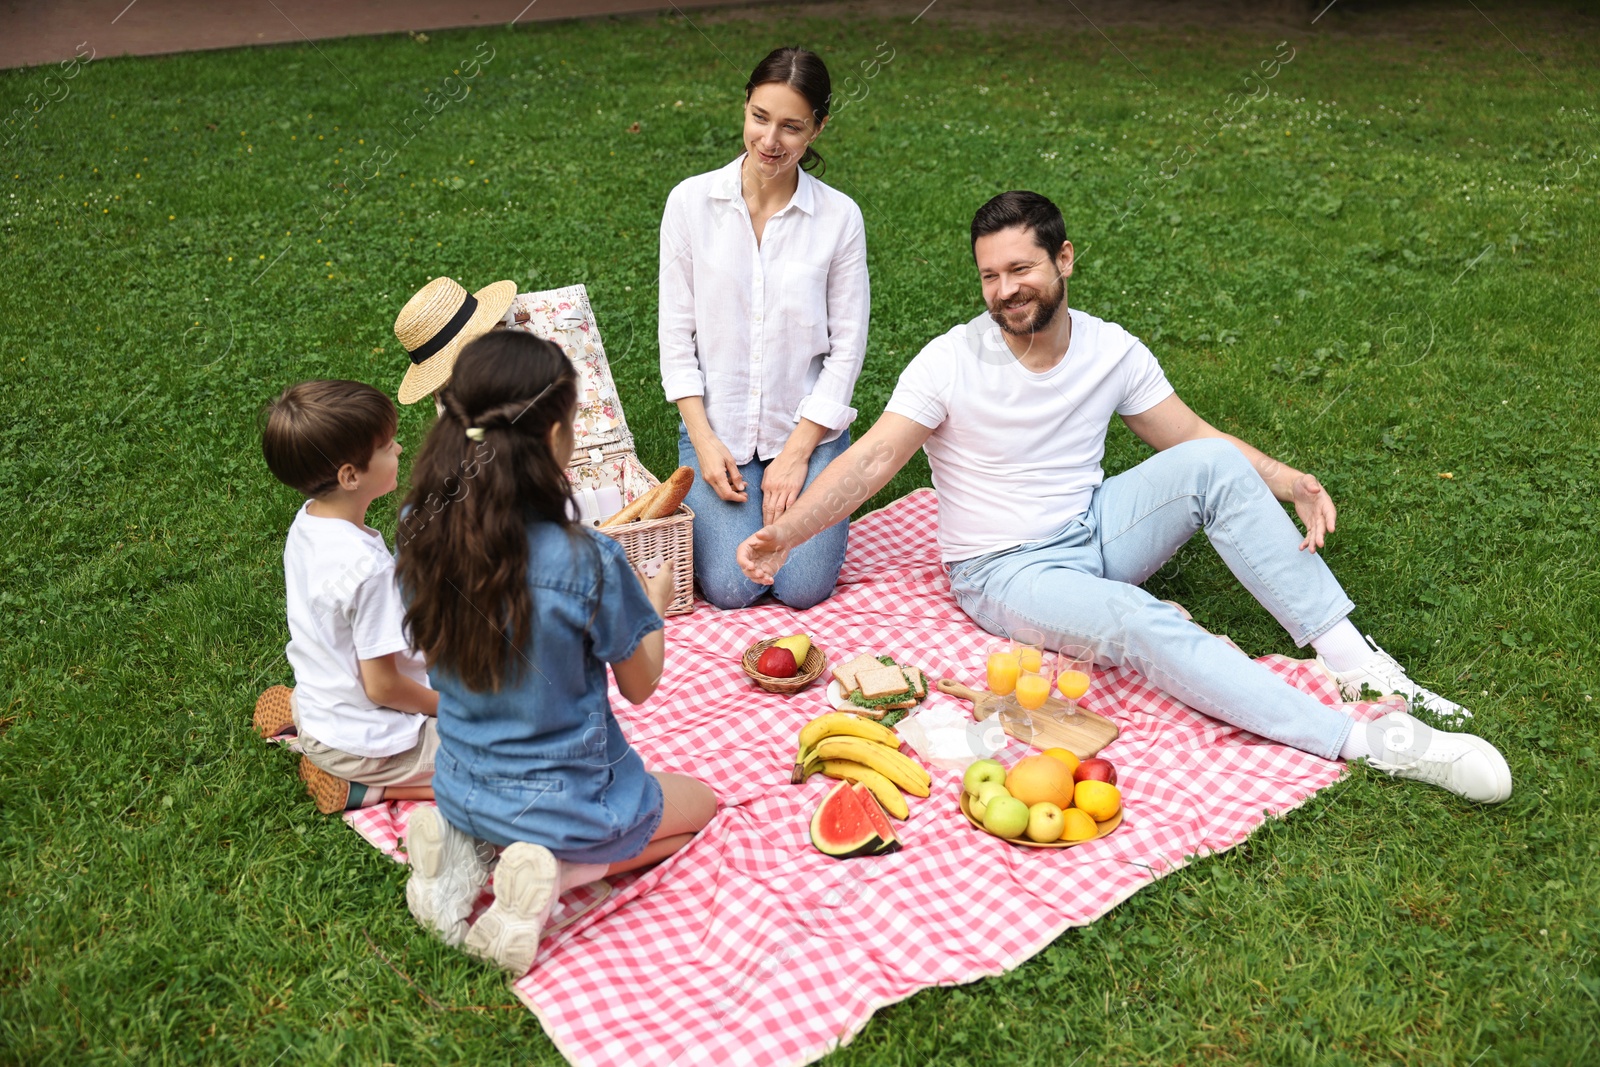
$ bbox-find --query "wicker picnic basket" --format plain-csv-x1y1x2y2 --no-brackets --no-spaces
499,285,695,615
741,638,828,695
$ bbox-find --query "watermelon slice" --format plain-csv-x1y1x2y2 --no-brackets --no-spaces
851,784,901,854
809,781,885,858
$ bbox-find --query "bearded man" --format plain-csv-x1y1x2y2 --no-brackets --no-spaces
737,190,1511,804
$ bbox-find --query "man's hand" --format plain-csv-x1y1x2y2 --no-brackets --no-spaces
689,430,747,503
1291,473,1337,552
761,448,810,525
737,525,790,585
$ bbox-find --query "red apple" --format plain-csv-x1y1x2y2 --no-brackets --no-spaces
756,645,798,678
1074,758,1117,785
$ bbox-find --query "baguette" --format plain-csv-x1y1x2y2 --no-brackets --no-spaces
599,467,694,527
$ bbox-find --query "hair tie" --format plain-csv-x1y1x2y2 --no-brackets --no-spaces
465,427,486,442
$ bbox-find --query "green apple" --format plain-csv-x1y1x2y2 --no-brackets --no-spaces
1025,802,1064,843
970,781,1010,821
982,795,1030,839
962,758,1007,797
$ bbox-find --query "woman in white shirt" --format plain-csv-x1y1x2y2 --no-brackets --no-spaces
658,47,869,610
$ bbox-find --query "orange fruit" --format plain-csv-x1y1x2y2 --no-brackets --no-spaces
1005,754,1076,809
1042,747,1081,776
1074,780,1121,822
1058,808,1098,842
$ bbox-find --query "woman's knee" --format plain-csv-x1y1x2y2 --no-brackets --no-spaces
697,565,767,610
771,523,846,610
773,577,838,611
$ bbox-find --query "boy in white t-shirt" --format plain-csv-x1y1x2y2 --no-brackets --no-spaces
256,379,438,814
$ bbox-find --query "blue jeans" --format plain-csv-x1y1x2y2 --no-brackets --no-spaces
679,425,851,610
947,438,1358,759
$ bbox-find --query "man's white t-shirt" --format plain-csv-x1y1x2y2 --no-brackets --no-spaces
283,503,428,758
885,307,1174,563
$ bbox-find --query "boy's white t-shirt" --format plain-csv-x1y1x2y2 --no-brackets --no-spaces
885,307,1174,563
283,503,428,757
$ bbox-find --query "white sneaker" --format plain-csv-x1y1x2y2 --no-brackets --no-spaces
1320,635,1471,719
1359,710,1513,804
462,842,560,975
404,806,489,947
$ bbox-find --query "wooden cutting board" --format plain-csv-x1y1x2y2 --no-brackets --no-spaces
935,679,1119,758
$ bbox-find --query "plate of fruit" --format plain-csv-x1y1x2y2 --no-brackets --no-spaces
959,750,1123,848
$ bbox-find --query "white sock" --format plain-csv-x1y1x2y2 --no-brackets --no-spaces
557,861,609,893
1312,619,1372,672
1339,720,1374,761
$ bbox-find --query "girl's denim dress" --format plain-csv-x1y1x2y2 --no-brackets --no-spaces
431,522,665,864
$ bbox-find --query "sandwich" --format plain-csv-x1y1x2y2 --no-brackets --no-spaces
830,653,883,694
833,653,928,722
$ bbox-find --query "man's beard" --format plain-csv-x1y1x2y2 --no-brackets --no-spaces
988,275,1065,336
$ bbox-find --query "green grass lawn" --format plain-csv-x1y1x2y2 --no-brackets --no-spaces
3,1,1598,1062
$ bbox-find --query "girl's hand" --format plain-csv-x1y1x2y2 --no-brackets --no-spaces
636,558,676,615
689,430,747,503
760,447,811,526
1291,473,1337,552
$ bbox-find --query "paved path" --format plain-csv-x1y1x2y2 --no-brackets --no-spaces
1,0,764,70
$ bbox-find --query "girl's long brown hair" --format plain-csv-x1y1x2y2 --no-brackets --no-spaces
396,330,579,692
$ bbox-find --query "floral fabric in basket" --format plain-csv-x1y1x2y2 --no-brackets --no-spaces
500,285,657,503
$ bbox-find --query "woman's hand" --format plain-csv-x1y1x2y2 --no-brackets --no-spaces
689,430,747,503
761,447,811,526
1291,473,1337,553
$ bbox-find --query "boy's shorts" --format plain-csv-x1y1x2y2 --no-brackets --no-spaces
291,692,438,788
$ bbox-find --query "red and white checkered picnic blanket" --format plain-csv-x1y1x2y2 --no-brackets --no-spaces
347,489,1389,1067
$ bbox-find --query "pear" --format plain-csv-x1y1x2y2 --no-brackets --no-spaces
772,633,811,664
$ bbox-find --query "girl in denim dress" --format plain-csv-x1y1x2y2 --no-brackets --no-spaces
395,330,717,975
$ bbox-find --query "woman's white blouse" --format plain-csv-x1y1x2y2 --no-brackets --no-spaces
659,155,870,464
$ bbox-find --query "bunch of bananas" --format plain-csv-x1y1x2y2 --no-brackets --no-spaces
790,712,931,820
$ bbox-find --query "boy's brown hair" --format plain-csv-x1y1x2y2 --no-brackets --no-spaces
262,380,398,498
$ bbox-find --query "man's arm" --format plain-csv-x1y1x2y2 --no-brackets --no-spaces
1121,393,1337,552
738,413,931,583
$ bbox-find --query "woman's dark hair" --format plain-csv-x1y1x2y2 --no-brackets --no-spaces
396,330,579,692
745,46,831,175
970,190,1068,260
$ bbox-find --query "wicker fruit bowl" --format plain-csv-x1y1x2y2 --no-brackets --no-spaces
741,639,827,695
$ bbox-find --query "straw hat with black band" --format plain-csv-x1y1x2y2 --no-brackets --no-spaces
394,276,518,405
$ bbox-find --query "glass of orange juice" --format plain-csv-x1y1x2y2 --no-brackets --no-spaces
1055,643,1093,715
1011,627,1045,672
985,640,1020,697
1015,651,1053,713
